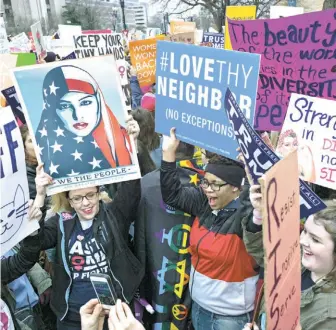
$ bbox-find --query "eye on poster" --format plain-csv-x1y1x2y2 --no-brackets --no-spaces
260,150,301,330
228,9,336,131
0,106,39,256
12,56,141,195
225,5,256,50
72,33,131,111
277,94,336,189
155,41,260,159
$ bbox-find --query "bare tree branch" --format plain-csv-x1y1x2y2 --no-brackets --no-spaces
151,0,284,30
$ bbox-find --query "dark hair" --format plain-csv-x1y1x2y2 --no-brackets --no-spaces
19,124,37,165
175,142,194,161
204,150,217,160
44,52,60,63
207,154,244,168
131,107,160,151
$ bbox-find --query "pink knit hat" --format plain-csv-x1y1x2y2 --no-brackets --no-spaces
141,93,156,112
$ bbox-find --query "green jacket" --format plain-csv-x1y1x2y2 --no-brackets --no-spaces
242,214,336,330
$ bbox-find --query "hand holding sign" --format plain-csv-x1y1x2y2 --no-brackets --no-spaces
162,128,180,163
249,185,263,216
27,199,43,222
35,164,53,197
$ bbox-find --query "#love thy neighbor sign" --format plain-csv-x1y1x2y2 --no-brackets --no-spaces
155,41,260,159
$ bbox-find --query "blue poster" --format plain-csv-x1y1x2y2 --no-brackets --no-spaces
1,86,25,125
155,41,260,159
224,87,326,219
62,51,76,60
202,32,224,48
12,56,141,195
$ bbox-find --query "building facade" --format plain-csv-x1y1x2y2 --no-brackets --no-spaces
0,0,49,33
277,0,324,12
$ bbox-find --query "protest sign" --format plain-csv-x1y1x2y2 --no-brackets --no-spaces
277,94,336,189
83,29,112,34
155,41,260,159
202,32,224,48
0,106,39,256
62,52,77,60
72,33,125,58
228,9,336,131
224,87,326,219
73,33,131,110
12,56,141,195
58,24,82,46
270,6,304,18
10,32,30,52
0,17,10,54
225,6,256,50
1,86,25,124
170,21,196,34
30,21,47,58
169,32,195,44
260,150,301,330
15,53,36,67
129,37,161,87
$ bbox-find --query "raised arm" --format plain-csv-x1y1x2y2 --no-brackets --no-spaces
242,185,264,267
160,128,206,217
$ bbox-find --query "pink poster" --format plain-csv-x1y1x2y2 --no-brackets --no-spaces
261,150,301,330
82,29,112,34
228,9,336,131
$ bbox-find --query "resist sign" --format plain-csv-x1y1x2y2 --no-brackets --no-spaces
260,150,301,330
228,9,336,131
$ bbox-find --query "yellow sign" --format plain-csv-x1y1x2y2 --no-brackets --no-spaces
225,6,256,50
170,21,196,34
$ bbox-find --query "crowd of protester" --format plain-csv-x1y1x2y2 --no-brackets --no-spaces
1,49,336,330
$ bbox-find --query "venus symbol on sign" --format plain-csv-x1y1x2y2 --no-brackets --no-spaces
118,66,125,78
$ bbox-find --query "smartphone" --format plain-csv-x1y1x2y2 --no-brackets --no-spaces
90,274,118,309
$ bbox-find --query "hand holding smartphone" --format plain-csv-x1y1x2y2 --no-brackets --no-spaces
90,273,118,309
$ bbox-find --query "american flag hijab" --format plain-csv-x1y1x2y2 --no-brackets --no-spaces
35,65,133,178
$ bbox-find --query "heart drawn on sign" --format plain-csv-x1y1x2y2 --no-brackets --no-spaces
77,235,84,241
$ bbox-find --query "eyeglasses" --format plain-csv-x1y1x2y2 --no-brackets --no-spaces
200,179,228,191
69,192,99,204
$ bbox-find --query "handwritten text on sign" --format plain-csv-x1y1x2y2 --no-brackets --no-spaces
72,33,131,110
224,88,326,219
279,94,336,189
155,41,260,159
261,150,301,330
228,9,336,131
0,107,39,256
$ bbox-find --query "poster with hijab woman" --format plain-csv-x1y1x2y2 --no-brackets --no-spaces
11,56,141,195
